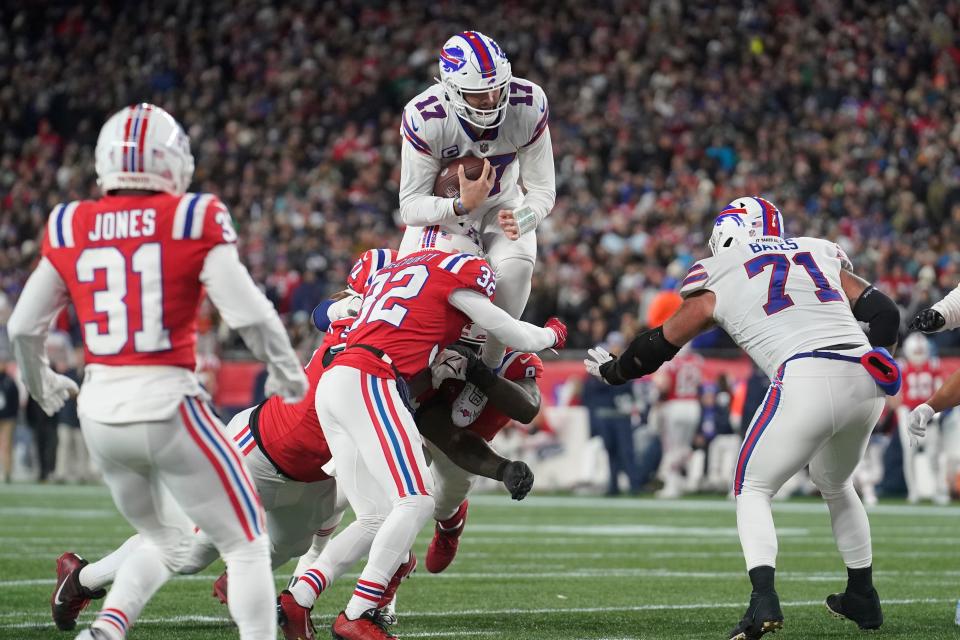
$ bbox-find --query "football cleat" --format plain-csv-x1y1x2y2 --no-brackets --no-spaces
451,382,488,427
425,501,468,573
728,591,784,640
73,629,112,640
377,552,417,608
331,610,397,640
825,588,883,630
277,590,316,640
52,553,107,631
211,571,228,605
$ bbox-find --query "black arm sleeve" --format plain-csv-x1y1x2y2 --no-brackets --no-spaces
852,285,900,348
602,325,681,384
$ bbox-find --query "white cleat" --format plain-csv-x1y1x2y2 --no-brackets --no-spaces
452,382,488,427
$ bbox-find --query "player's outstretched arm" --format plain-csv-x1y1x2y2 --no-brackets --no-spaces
416,401,534,500
200,244,308,401
840,270,900,352
6,258,78,416
448,289,563,352
432,345,541,423
921,368,960,414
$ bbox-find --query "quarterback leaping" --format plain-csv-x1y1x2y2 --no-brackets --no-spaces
397,30,555,426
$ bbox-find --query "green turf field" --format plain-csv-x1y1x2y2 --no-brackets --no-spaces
2,484,960,639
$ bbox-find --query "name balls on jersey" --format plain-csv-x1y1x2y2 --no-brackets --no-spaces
87,209,158,242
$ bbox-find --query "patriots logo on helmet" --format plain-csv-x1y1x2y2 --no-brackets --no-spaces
439,46,467,72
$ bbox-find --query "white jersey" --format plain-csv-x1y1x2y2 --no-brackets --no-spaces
679,236,868,378
397,79,555,253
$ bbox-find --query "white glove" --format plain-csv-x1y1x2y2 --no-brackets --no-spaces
265,366,309,403
584,347,613,383
327,291,363,322
35,369,80,416
430,348,471,389
908,403,935,448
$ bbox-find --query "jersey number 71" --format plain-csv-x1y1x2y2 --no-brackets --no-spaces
745,252,842,316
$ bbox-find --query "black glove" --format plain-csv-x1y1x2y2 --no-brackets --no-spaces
446,343,498,390
909,308,945,333
499,460,534,500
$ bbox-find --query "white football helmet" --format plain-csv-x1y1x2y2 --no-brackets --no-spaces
95,103,195,195
458,323,488,351
419,225,483,256
437,31,512,129
903,332,931,366
709,196,785,256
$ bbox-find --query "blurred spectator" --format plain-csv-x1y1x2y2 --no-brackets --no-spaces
26,396,57,482
583,373,642,496
740,362,771,428
691,376,739,493
0,355,19,483
2,1,960,355
50,346,87,484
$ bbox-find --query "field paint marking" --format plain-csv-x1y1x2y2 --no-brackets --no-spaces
467,523,809,537
7,569,960,590
0,597,951,629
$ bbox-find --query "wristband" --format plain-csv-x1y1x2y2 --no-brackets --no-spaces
495,459,509,481
513,205,539,235
453,197,469,216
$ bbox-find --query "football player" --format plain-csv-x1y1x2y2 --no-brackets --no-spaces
585,197,901,639
397,31,556,428
8,104,308,640
284,231,565,640
892,332,947,504
652,346,704,498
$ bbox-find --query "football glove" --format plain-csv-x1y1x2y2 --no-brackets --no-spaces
909,308,946,333
500,460,534,500
908,403,935,448
34,369,80,416
584,347,628,385
430,345,476,389
545,317,568,350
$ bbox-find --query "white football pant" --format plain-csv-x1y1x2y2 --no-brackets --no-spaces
425,439,478,521
734,354,884,573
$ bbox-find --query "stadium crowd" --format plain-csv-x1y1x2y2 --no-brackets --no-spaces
3,1,960,356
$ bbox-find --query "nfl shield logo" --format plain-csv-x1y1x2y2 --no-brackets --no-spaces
479,142,489,153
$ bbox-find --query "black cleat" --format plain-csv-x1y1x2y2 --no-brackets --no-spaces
826,588,883,630
728,591,784,640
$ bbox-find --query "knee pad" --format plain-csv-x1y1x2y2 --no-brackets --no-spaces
355,513,387,536
394,494,435,524
220,534,271,566
159,534,219,575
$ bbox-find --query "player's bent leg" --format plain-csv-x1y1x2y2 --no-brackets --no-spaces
424,441,475,573
158,398,275,640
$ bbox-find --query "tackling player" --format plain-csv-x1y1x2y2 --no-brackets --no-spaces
291,232,565,640
8,104,308,640
397,30,556,428
585,197,901,639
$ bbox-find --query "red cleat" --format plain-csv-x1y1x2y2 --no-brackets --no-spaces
425,500,468,574
211,571,228,605
277,590,316,640
377,552,417,608
51,552,106,631
331,610,397,639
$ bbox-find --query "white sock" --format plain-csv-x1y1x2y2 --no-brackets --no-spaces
90,542,172,639
736,491,778,570
822,484,872,568
291,521,340,577
344,495,432,619
222,536,275,640
79,535,143,591
290,518,380,608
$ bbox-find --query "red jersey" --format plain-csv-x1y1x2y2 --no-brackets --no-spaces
440,350,544,441
335,250,496,379
348,248,399,294
41,193,236,370
255,318,353,482
900,360,942,410
661,352,703,401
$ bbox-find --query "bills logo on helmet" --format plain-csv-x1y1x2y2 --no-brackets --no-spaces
440,46,467,72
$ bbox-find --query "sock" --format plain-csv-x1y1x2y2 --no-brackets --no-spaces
846,565,873,594
437,502,467,533
344,495,433,619
291,522,340,577
290,517,381,609
222,536,276,640
90,542,172,640
736,491,778,570
749,565,776,595
79,535,143,591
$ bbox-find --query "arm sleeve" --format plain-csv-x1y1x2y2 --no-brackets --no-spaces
199,245,304,386
932,286,960,331
448,289,556,352
6,258,69,403
398,137,461,227
517,125,556,228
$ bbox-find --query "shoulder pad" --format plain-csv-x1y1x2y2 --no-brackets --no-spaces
44,202,81,251
172,193,236,244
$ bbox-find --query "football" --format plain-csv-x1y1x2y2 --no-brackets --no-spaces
433,154,486,197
